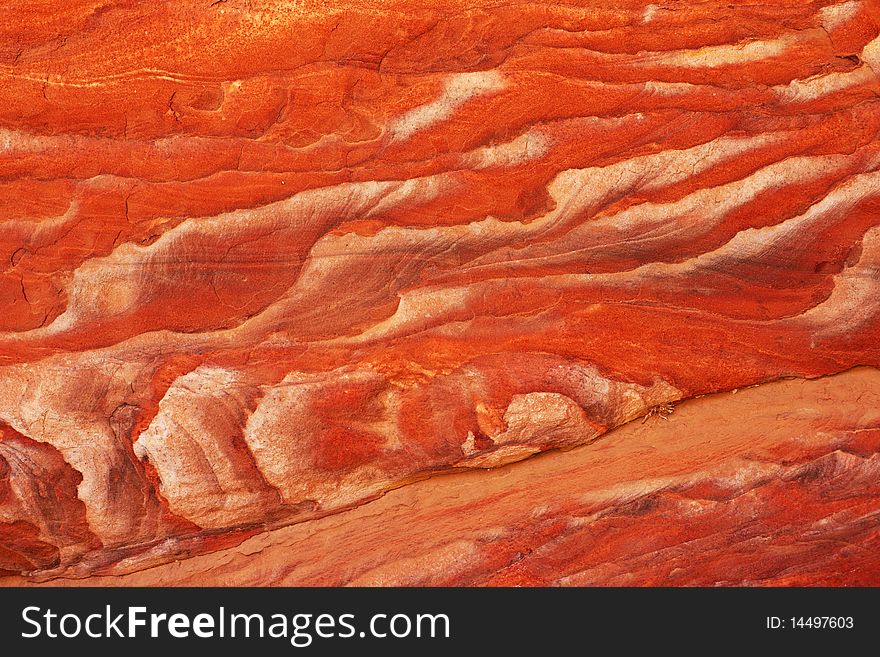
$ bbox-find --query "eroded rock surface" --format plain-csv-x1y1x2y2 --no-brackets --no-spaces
1,0,879,583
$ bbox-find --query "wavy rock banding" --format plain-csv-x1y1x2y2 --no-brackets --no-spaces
1,0,879,585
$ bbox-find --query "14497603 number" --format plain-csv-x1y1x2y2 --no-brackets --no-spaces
766,616,855,629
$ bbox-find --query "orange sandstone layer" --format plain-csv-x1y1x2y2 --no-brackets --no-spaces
1,0,880,583
6,367,879,586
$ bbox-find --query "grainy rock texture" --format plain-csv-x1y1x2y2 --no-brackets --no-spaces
11,369,879,586
1,0,879,585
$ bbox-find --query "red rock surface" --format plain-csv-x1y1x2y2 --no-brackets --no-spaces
1,0,879,584
9,369,878,586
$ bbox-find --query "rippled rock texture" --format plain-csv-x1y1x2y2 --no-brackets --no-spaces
1,0,879,585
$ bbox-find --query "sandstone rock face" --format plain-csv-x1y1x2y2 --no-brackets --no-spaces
1,0,879,585
14,369,879,586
